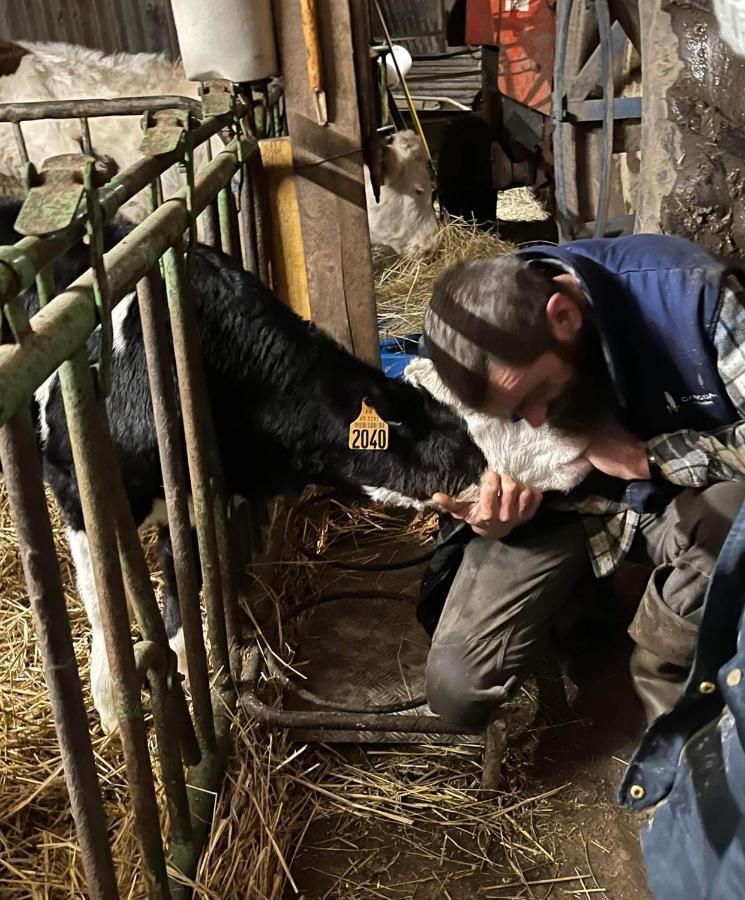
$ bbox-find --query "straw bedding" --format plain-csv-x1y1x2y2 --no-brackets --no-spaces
0,216,577,898
0,488,576,898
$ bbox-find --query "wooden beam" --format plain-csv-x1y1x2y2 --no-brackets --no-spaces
274,0,380,366
258,137,311,320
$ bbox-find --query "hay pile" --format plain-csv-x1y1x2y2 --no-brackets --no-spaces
497,187,550,223
375,215,514,339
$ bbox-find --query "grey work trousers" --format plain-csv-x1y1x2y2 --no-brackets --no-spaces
425,482,745,728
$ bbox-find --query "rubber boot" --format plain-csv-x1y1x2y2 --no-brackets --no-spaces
630,646,688,725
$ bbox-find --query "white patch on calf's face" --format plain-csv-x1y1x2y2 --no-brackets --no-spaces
403,357,592,492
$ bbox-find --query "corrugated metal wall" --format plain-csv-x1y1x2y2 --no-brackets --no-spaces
374,0,449,54
0,0,180,57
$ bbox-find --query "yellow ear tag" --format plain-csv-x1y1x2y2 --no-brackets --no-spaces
348,398,389,451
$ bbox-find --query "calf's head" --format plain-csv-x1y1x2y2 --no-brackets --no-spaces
365,130,439,258
311,363,486,507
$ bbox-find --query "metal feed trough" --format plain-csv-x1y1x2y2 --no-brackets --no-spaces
0,83,519,898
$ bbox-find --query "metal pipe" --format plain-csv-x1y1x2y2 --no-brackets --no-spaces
239,646,483,735
176,702,231,894
79,117,93,155
133,642,195,877
251,156,270,285
238,164,259,274
136,271,216,754
161,242,230,682
0,407,120,900
0,95,205,122
594,0,614,239
111,485,200,767
216,183,241,261
211,493,242,669
0,138,257,427
0,116,247,303
12,122,29,165
552,0,572,242
56,348,170,898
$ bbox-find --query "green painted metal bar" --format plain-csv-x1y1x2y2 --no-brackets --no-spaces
0,114,244,304
161,240,230,683
0,406,120,900
216,184,241,262
0,137,257,428
55,345,170,899
136,268,217,756
0,96,205,122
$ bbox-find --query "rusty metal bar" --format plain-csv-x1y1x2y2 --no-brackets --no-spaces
0,116,246,304
0,407,120,900
216,183,241,262
79,117,93,155
239,646,483,735
199,139,220,249
110,477,201,769
56,347,170,898
12,122,29,166
161,241,230,682
0,95,205,122
238,164,259,274
133,642,195,879
0,137,257,427
211,493,242,669
251,156,270,285
136,269,216,754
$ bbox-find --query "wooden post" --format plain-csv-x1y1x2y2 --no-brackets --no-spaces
274,0,380,366
259,137,311,320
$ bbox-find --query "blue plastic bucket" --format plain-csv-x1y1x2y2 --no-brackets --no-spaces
379,333,421,378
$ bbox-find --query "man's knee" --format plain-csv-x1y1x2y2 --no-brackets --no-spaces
425,642,511,728
683,482,745,561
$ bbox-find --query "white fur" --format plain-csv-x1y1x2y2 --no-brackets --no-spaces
67,528,119,733
111,291,135,356
2,43,439,257
169,627,188,686
34,371,58,447
365,131,439,258
0,42,205,222
402,356,592,501
33,291,135,447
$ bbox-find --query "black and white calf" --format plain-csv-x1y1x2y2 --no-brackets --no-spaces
1,203,485,730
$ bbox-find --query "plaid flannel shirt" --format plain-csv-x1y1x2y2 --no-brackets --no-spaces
576,275,745,577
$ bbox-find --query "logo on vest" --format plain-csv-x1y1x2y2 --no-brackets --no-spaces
664,390,719,414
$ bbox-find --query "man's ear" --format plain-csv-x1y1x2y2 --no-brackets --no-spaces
546,291,583,345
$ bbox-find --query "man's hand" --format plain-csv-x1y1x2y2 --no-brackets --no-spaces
433,472,543,539
584,424,650,480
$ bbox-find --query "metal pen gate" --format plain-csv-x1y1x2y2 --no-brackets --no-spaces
0,87,267,898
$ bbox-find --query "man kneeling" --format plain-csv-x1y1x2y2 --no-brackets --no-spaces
421,235,745,726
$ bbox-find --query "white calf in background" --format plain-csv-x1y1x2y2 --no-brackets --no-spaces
365,131,439,257
0,41,439,255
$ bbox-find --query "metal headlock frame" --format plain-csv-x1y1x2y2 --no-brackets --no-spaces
0,88,268,899
0,81,504,896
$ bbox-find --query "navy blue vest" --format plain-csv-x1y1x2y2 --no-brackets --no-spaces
517,235,739,440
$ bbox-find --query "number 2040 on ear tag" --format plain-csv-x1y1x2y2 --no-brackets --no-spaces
349,399,389,450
